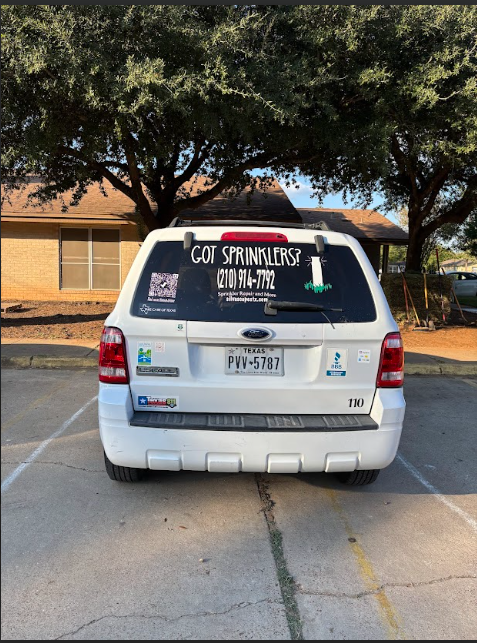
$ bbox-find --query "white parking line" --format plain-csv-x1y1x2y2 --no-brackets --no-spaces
1,395,98,494
397,453,477,533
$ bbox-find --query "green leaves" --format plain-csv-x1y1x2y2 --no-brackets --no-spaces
1,4,476,247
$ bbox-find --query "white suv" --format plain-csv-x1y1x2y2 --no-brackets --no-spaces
98,220,405,485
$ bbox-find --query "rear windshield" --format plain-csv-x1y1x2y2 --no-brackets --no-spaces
131,241,376,323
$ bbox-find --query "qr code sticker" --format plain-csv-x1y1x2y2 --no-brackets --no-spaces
148,272,179,299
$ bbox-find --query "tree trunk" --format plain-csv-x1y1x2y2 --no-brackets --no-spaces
406,226,425,271
161,206,178,228
137,203,182,232
137,200,161,232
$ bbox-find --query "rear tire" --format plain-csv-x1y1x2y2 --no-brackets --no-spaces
104,451,144,482
337,469,380,486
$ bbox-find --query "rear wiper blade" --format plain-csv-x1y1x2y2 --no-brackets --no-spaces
264,300,343,329
264,300,343,315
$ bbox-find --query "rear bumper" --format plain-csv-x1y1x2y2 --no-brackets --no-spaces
98,384,405,473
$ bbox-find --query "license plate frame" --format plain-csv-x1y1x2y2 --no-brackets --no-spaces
225,346,284,376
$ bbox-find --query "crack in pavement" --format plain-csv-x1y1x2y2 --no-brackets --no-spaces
255,473,304,641
53,598,278,640
296,574,477,600
1,460,102,473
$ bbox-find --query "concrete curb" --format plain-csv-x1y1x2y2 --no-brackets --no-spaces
1,356,97,370
2,355,476,376
405,362,477,376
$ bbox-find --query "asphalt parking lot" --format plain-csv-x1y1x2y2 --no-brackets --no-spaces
1,369,476,641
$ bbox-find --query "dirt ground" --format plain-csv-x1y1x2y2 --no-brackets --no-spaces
1,300,477,349
400,325,477,352
1,301,111,341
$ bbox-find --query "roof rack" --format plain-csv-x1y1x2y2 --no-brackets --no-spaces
169,218,332,231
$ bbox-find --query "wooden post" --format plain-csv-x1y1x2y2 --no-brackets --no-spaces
382,245,389,275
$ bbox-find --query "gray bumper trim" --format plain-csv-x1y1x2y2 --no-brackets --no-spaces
130,412,378,432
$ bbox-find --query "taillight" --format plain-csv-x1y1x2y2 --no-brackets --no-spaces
377,332,404,388
99,327,129,384
220,232,288,242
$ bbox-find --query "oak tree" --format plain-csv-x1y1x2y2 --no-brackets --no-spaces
303,5,477,270
1,4,354,229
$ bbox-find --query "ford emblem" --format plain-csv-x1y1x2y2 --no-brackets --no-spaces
240,327,272,341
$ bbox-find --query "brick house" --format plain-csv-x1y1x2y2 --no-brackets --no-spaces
1,177,407,302
1,179,145,302
440,257,477,273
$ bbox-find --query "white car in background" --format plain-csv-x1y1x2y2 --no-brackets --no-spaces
98,219,405,486
446,272,477,299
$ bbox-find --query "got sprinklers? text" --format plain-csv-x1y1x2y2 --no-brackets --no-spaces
191,244,302,267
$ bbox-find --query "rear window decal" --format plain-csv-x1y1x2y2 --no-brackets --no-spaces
305,256,332,293
304,281,333,294
220,290,277,304
132,241,376,324
139,303,177,316
310,256,323,285
148,272,179,302
192,244,302,267
217,267,277,291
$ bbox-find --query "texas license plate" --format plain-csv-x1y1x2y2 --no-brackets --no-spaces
225,347,284,376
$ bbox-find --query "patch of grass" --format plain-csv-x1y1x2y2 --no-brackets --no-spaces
255,474,304,640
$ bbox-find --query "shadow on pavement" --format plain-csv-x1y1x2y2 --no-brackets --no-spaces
405,350,477,366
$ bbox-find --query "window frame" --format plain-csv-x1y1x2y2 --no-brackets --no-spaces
60,226,122,291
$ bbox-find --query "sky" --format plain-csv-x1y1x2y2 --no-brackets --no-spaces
277,176,399,225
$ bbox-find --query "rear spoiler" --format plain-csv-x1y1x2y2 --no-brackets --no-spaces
173,218,331,253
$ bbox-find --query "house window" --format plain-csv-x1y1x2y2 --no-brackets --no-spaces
60,228,121,290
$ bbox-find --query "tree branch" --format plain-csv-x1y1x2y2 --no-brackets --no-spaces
417,166,450,224
390,133,419,204
57,146,135,201
421,181,477,238
102,160,130,172
419,166,450,201
155,143,180,186
171,148,325,214
171,138,210,193
121,132,158,230
172,152,276,213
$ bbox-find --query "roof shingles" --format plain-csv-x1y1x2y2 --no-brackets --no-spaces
298,208,408,244
1,177,407,244
1,180,139,223
1,177,301,225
